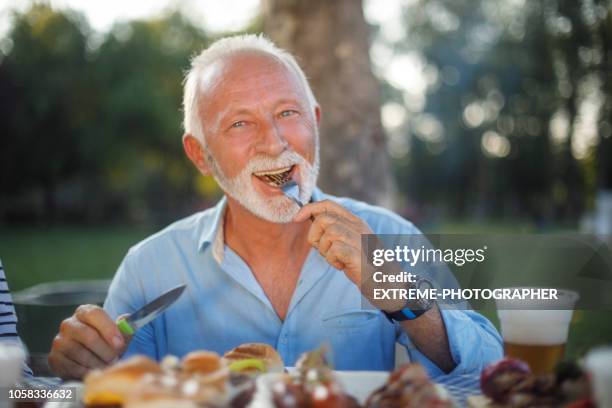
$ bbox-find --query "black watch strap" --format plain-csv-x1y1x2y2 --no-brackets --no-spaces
381,277,435,321
382,307,430,321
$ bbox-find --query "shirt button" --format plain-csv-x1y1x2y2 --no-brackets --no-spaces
280,336,288,344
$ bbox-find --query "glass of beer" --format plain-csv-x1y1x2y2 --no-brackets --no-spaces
495,288,579,375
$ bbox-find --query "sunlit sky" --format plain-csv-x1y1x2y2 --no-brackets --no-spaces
0,0,260,33
0,0,403,36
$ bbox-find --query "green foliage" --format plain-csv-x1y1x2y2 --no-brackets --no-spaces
0,5,93,210
1,1,610,227
383,0,612,224
89,12,216,222
0,5,220,224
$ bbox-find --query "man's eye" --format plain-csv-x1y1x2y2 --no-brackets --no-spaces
231,121,246,128
280,110,298,118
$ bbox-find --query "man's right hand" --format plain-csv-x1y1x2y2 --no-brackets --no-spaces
48,304,129,380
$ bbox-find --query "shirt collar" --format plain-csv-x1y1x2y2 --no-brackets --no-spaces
197,195,227,260
198,187,325,263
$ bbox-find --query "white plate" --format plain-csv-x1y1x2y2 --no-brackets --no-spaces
335,371,389,404
249,371,389,407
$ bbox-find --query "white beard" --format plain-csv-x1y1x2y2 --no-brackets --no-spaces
206,145,319,223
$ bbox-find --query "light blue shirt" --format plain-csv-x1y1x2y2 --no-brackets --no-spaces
104,189,502,376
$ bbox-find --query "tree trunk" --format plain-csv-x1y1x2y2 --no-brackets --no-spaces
263,0,397,209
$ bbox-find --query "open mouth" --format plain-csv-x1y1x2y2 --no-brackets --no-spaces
253,165,295,188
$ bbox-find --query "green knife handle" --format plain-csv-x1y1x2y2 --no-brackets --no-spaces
117,319,135,336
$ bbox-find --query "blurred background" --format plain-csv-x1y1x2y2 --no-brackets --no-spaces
1,0,611,368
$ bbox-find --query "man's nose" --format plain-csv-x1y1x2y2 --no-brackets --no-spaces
255,118,288,156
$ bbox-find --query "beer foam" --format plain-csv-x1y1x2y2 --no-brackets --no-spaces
498,309,574,345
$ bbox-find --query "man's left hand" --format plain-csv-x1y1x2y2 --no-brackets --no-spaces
293,200,372,286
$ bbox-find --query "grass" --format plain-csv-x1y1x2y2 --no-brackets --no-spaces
0,225,156,291
1,223,610,360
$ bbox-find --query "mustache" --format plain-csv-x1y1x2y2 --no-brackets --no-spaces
243,150,306,174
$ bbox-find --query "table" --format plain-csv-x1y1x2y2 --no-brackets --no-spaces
25,374,482,407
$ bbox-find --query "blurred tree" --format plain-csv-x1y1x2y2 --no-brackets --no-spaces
592,0,612,189
2,1,610,227
263,0,397,208
0,6,214,224
0,5,93,221
90,12,211,222
384,0,611,224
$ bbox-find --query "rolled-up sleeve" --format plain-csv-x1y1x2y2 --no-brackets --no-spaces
397,308,503,376
363,209,504,375
103,252,157,360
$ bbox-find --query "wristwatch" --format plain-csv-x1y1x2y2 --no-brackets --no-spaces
382,277,435,321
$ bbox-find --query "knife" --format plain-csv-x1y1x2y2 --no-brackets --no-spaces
117,284,186,336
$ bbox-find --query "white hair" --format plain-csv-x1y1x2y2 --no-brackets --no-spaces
182,34,318,143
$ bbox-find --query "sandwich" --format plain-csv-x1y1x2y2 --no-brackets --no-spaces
123,371,223,408
83,356,163,407
181,351,229,391
223,343,284,374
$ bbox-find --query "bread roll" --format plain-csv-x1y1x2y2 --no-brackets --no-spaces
223,343,284,373
181,351,228,390
182,351,223,375
83,355,162,406
124,372,223,408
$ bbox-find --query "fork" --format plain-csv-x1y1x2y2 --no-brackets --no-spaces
280,180,304,208
264,173,305,207
281,180,315,221
265,175,313,221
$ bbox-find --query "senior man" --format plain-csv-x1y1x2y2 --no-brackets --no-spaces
49,34,502,380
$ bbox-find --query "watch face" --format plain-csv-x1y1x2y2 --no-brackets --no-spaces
416,277,434,291
413,277,435,311
383,277,436,321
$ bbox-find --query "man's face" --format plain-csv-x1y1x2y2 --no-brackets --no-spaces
196,52,320,223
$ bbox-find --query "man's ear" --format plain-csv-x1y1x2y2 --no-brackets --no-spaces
182,133,211,176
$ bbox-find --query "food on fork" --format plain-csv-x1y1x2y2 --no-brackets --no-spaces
365,363,454,408
223,342,284,374
83,355,163,406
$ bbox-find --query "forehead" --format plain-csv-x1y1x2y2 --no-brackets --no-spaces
198,52,307,121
